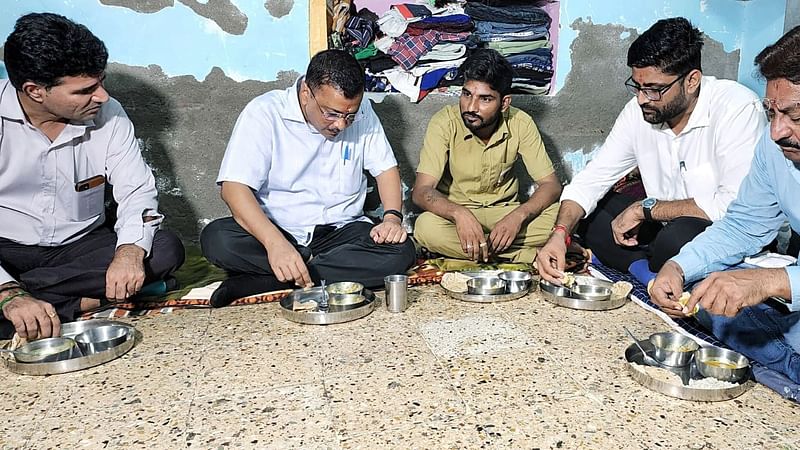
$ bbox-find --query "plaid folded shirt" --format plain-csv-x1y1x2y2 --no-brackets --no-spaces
387,31,470,70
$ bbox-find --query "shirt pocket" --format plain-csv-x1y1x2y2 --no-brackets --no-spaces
336,143,364,195
682,162,716,202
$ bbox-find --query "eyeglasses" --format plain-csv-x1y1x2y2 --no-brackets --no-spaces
624,72,690,101
308,89,357,124
760,97,800,121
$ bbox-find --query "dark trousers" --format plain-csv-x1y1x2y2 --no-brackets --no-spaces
200,217,416,291
578,192,712,272
0,227,185,336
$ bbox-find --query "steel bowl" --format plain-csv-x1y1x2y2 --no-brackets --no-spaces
466,277,506,295
74,325,129,354
325,281,364,295
14,337,81,363
498,271,532,293
539,279,574,297
695,347,750,383
570,283,611,301
649,332,699,367
327,292,367,307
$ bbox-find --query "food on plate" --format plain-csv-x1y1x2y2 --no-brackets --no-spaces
441,272,472,293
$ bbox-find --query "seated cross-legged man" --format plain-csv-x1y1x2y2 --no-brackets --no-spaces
0,13,185,340
536,18,766,286
412,49,561,264
201,50,416,307
651,27,800,384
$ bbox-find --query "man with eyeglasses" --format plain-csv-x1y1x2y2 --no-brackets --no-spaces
536,18,765,287
201,50,415,307
412,49,562,263
650,27,800,385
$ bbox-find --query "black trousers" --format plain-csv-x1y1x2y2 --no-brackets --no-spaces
578,192,712,272
200,217,416,290
0,227,184,337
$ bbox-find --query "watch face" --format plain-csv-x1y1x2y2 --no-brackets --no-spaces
642,197,657,208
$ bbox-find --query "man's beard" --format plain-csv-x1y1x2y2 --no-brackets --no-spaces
461,109,502,133
640,88,690,125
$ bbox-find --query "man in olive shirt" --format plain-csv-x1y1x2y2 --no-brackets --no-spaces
412,49,561,263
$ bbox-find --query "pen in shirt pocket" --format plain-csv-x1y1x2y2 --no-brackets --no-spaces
342,145,351,165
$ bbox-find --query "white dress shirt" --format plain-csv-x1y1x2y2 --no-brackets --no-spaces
217,78,397,246
561,76,766,221
0,80,162,285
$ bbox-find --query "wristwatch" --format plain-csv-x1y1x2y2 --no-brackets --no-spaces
641,197,657,221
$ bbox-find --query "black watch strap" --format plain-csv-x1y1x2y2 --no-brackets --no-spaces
383,209,403,221
643,205,653,222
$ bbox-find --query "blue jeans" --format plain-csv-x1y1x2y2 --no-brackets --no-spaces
696,303,800,383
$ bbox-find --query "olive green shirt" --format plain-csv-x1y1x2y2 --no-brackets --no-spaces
416,104,555,208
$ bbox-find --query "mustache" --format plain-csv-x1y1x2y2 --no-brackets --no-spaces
462,112,481,121
776,137,800,150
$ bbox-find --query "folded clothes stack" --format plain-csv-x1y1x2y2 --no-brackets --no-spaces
464,1,555,94
331,1,555,100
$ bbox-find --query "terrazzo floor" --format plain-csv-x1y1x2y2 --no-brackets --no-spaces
1,285,797,450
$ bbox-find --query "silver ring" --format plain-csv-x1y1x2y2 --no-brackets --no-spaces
479,242,488,248
466,244,473,249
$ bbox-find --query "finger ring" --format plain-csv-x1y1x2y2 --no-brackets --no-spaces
47,311,56,318
479,242,488,248
466,244,473,249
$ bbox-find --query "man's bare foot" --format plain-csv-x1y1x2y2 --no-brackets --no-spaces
79,297,102,311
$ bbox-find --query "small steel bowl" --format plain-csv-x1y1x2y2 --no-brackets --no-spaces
539,279,573,297
325,281,364,295
466,277,506,295
74,325,129,354
695,347,750,383
327,293,366,307
570,283,611,301
649,332,699,367
14,337,81,363
498,271,532,293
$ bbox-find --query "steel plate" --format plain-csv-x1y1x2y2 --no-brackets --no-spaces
625,340,754,402
280,288,377,325
539,276,628,311
2,319,136,376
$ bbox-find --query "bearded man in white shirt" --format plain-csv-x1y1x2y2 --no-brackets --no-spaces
0,14,185,339
536,17,766,286
201,50,416,307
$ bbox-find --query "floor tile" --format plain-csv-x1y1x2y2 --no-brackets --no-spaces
186,384,337,449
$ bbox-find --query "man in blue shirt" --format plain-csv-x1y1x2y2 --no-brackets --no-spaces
651,27,800,382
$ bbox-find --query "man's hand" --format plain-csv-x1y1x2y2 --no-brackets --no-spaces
266,238,313,288
610,202,644,246
489,210,524,255
535,232,567,284
370,216,407,244
106,244,146,301
454,209,488,262
1,290,60,340
687,269,775,317
650,261,688,318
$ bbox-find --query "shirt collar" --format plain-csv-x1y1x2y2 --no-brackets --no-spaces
680,75,712,132
0,80,25,121
282,77,308,123
460,107,510,146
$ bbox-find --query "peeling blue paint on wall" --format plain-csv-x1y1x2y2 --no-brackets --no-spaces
556,0,786,95
0,0,310,82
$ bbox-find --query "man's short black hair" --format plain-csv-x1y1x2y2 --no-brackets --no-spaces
755,25,800,84
627,17,703,76
305,49,365,99
461,48,513,96
3,12,108,90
